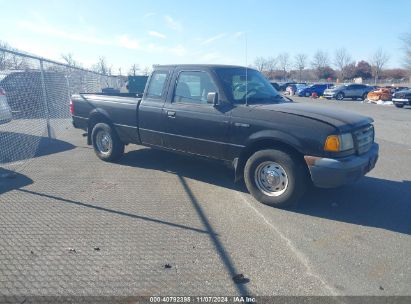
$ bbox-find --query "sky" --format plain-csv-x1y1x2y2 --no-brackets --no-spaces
0,0,410,74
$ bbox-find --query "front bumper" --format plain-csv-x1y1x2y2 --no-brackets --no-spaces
304,143,379,188
392,98,410,105
323,93,336,98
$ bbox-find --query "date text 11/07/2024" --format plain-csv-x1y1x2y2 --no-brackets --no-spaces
149,296,256,303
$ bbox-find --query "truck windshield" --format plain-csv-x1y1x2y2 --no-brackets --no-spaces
215,67,285,104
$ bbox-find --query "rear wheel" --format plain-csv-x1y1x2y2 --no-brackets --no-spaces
336,92,344,100
244,149,308,208
91,123,124,161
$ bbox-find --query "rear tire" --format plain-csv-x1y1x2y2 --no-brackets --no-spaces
91,123,124,161
244,149,308,208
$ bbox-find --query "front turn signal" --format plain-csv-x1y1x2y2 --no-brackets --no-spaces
324,135,340,152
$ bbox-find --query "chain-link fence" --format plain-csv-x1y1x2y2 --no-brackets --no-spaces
0,47,125,175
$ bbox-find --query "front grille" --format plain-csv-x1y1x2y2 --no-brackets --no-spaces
354,124,374,155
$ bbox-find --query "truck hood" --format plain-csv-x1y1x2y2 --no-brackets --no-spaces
252,102,373,132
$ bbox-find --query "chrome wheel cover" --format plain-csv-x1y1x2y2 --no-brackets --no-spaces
254,161,289,196
95,130,112,155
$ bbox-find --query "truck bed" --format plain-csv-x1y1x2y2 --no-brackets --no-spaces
71,93,142,144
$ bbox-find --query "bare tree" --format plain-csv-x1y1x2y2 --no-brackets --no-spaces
311,50,330,80
294,53,307,82
61,53,80,67
334,48,352,81
61,53,74,66
128,64,140,76
0,41,28,70
92,57,110,75
0,41,11,70
254,57,267,72
141,66,152,76
8,52,27,70
264,57,277,79
277,53,290,80
400,31,411,71
370,48,389,84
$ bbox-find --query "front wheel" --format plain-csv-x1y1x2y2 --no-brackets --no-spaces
395,103,404,108
244,149,308,208
91,123,125,161
362,93,368,101
336,92,344,100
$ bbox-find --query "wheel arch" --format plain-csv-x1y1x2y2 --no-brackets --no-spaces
87,110,113,145
234,137,307,182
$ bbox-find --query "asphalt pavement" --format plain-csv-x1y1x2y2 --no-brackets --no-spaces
0,97,410,299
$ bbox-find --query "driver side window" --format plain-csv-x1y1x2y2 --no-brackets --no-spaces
173,71,218,105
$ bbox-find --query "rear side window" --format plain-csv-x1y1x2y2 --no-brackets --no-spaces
146,71,168,99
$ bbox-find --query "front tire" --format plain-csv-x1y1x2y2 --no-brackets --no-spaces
91,123,124,161
336,92,344,101
395,103,404,108
244,149,308,208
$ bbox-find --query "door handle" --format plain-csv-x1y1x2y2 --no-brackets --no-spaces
167,111,176,118
234,122,250,128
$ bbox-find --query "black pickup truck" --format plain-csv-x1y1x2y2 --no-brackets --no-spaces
71,64,379,207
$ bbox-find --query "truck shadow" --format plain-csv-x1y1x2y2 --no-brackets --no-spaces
0,132,75,163
295,178,411,236
0,168,33,195
120,147,237,190
120,147,411,236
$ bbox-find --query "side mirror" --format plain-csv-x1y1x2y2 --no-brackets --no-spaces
207,92,219,106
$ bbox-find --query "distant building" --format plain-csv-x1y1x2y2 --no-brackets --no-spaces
354,77,363,84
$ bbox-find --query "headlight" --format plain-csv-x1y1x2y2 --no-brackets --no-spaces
324,133,354,152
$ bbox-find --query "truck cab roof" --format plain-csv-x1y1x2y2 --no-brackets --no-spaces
153,64,254,70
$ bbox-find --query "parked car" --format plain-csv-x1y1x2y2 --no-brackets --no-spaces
323,84,374,101
0,70,69,119
278,82,307,91
392,88,411,108
298,83,333,97
71,64,378,208
278,82,294,91
390,86,408,94
101,87,120,94
270,81,280,91
285,84,308,95
367,88,392,102
0,87,13,124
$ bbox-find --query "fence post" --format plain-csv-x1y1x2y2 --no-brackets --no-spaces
39,59,51,138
